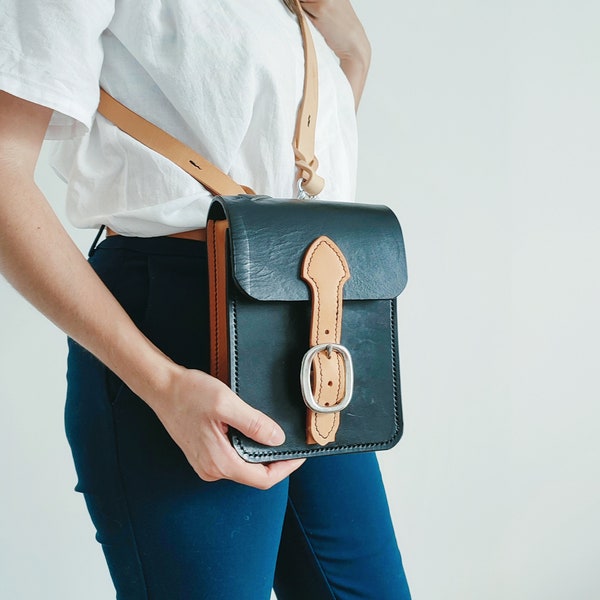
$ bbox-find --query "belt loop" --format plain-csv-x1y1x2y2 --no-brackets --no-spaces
88,225,106,257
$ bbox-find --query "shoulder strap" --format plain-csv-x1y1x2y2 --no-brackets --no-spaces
97,0,324,198
289,0,324,197
98,90,248,196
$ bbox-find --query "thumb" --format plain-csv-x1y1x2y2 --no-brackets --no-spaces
222,396,286,447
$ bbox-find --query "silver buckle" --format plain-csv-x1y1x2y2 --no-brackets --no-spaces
300,343,354,414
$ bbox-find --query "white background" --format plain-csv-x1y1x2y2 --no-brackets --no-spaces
1,1,599,598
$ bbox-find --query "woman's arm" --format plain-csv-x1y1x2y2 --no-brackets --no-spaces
0,90,304,488
300,0,371,109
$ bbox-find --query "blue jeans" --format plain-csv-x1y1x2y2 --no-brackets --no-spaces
65,236,411,599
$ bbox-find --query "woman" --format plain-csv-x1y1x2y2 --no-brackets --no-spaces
0,0,411,597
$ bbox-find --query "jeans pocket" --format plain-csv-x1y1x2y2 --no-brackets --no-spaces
104,367,126,407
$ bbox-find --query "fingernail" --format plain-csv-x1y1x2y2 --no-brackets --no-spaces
270,426,285,446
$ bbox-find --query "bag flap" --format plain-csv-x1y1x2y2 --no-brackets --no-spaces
207,195,408,301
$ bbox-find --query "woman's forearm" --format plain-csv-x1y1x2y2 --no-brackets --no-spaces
0,173,178,406
0,92,172,406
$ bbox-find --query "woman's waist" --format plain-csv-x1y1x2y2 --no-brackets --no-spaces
106,226,206,242
93,233,207,259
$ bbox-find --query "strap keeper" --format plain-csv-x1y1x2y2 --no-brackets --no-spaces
300,173,325,198
294,148,325,197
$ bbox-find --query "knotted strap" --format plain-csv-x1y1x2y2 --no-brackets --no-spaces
288,0,325,197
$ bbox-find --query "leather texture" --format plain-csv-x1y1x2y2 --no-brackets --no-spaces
207,219,230,384
207,195,406,462
209,195,407,302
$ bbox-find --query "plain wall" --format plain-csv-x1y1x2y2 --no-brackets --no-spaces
1,1,599,598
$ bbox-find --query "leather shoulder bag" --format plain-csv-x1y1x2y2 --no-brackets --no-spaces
97,0,408,462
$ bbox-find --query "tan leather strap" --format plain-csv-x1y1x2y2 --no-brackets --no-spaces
97,0,323,198
97,90,248,197
105,226,207,242
301,236,351,445
288,0,324,197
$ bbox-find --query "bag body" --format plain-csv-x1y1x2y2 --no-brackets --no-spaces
207,195,408,462
97,0,409,463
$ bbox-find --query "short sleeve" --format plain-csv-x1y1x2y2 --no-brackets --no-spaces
0,0,115,139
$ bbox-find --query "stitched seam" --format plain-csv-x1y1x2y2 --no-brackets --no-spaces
317,343,324,399
334,353,342,402
390,300,401,428
288,498,337,600
232,299,239,393
313,355,338,441
210,224,220,380
109,399,151,598
305,239,348,342
314,405,337,440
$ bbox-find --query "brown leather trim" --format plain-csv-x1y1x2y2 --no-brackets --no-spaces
207,220,230,384
301,236,351,445
105,227,207,242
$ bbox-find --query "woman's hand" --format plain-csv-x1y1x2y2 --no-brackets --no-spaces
300,0,371,108
145,365,305,489
0,90,303,490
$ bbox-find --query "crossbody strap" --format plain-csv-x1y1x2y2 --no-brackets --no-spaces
97,0,324,198
289,0,324,197
98,90,249,196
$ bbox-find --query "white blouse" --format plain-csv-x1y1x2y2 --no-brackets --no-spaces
0,0,358,236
